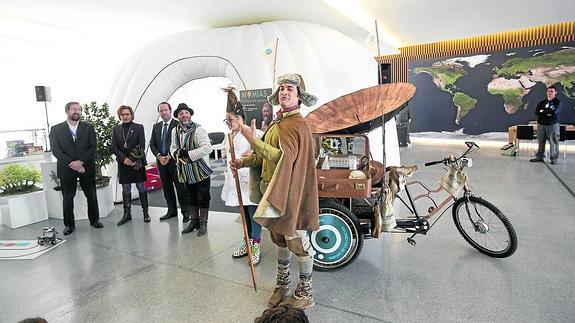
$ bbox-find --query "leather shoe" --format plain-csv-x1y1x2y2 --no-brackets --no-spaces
159,213,177,221
63,227,74,235
550,159,558,165
529,157,543,162
91,221,104,228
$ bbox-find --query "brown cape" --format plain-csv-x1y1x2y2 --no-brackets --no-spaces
254,113,320,236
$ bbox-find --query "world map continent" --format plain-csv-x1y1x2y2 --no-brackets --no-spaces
414,48,575,124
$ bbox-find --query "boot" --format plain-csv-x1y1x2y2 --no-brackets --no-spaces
182,207,199,234
139,191,150,223
182,212,190,223
197,208,209,236
159,212,177,221
251,240,261,266
282,274,315,309
117,193,132,226
281,256,315,309
268,260,291,307
232,239,251,258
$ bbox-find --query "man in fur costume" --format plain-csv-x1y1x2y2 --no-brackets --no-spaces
230,73,319,309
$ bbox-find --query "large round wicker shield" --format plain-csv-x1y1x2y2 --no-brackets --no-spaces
305,83,416,134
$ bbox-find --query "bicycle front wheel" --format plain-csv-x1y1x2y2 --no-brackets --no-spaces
452,196,517,258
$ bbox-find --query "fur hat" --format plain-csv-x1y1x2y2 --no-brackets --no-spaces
173,103,194,118
268,73,317,107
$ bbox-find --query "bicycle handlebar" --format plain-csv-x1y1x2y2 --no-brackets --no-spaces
424,141,480,168
424,159,445,167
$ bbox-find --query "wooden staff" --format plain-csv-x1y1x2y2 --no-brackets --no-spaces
272,38,279,88
227,133,258,292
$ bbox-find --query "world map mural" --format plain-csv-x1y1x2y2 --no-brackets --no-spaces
409,42,575,135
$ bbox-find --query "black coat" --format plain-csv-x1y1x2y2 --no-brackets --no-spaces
149,118,178,159
49,121,97,179
112,122,147,184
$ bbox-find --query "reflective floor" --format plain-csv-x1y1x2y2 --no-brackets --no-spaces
1,141,574,322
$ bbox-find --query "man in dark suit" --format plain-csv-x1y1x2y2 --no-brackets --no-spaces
49,102,103,235
149,102,190,222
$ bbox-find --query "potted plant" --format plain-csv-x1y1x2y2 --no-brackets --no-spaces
0,164,48,228
0,164,42,196
81,101,117,187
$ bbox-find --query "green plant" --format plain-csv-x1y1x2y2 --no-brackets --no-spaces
0,164,42,196
82,101,117,175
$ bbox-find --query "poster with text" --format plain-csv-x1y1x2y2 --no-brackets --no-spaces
240,88,273,130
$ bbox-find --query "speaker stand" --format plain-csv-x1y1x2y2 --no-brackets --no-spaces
44,101,51,152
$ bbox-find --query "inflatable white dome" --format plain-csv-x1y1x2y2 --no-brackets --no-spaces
109,20,399,199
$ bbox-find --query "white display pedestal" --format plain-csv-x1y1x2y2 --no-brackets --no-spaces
41,162,114,220
0,190,48,228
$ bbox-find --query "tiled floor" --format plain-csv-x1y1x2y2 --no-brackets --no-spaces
1,142,574,322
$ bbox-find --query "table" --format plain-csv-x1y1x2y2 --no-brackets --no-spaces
507,124,575,143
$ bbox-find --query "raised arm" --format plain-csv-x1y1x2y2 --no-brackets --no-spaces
186,127,212,161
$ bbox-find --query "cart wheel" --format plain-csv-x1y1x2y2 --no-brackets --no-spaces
309,199,364,271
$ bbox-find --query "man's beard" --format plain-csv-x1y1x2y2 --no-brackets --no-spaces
70,113,80,121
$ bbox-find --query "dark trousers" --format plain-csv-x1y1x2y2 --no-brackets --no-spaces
536,123,560,160
122,182,145,194
60,175,100,227
185,177,211,209
159,161,188,214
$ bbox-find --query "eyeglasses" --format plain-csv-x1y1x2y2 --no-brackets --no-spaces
223,117,239,124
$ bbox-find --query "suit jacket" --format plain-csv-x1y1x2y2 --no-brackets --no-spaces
49,121,97,179
149,118,178,161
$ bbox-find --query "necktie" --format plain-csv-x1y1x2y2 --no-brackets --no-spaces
161,123,169,155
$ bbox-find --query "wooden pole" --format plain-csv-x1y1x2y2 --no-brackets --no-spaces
375,20,387,168
272,38,279,88
227,133,258,292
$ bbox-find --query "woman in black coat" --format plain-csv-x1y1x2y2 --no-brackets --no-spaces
112,105,149,225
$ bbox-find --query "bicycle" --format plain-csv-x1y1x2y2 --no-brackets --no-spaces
310,140,518,271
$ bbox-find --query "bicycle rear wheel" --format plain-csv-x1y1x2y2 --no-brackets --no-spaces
309,199,364,271
452,196,517,258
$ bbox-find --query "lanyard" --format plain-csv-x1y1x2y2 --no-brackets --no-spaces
122,125,133,149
